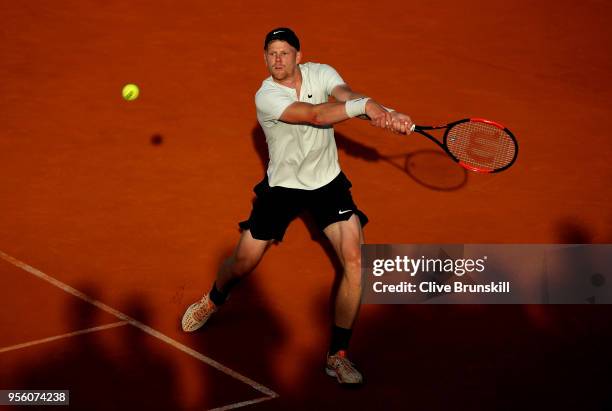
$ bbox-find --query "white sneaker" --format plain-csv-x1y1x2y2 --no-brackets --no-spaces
181,294,217,332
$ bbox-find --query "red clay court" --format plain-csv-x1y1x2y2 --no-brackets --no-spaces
1,1,611,410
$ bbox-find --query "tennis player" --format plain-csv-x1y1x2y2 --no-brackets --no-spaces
182,27,413,385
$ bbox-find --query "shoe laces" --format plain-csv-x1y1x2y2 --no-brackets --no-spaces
193,296,213,322
330,350,358,374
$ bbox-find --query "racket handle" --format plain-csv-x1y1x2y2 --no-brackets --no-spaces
410,124,416,132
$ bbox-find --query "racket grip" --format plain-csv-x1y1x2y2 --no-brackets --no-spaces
410,124,416,132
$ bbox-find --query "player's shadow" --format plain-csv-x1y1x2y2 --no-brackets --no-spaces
251,123,269,173
249,124,468,193
14,285,180,411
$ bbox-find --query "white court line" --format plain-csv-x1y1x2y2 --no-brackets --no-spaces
0,250,279,406
0,321,128,354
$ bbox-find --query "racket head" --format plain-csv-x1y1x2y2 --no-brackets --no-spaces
442,118,518,173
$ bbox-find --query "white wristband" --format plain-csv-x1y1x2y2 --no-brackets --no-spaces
345,97,371,118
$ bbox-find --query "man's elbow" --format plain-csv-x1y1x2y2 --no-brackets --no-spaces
311,111,329,127
282,104,332,126
310,106,336,126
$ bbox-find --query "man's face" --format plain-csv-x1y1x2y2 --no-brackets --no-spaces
264,40,301,81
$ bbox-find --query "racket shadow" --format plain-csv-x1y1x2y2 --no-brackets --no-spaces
333,132,468,192
385,150,468,192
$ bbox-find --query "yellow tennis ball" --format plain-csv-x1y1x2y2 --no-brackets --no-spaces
122,84,139,101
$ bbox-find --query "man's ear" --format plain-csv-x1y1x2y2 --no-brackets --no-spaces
296,51,302,64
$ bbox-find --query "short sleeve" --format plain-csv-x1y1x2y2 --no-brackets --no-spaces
317,64,345,96
255,86,295,124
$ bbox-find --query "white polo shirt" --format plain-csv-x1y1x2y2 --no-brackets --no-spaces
255,62,345,190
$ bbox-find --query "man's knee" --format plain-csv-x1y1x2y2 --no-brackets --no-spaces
342,246,362,282
344,247,361,267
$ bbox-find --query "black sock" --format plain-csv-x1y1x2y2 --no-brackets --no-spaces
329,325,353,355
209,282,229,306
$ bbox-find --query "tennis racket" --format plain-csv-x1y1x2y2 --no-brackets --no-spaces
408,118,518,173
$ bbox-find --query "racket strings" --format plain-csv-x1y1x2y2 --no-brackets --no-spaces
446,122,516,171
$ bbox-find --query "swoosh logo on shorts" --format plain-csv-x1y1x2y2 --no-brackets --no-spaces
338,209,352,215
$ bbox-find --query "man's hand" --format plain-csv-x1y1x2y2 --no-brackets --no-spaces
389,112,414,135
365,101,413,134
365,100,393,130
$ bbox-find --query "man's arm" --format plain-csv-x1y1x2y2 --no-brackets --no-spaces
277,84,413,133
331,84,414,134
279,101,353,127
278,91,392,129
331,84,391,129
330,84,368,102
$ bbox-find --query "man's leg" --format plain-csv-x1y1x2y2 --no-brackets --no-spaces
182,229,272,332
324,213,364,329
322,213,364,384
214,229,273,295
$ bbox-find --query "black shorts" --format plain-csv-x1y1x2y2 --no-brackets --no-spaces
238,172,368,241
